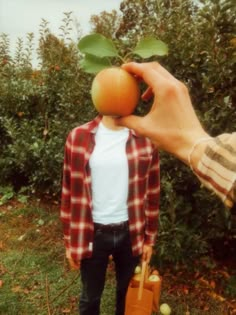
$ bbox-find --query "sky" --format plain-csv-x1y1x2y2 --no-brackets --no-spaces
0,0,122,65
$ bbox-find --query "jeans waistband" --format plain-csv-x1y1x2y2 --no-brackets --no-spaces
94,220,129,232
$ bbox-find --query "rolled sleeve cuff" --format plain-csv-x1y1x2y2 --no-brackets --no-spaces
195,134,236,208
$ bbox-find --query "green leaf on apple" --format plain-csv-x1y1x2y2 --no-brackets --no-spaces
79,54,111,74
78,33,119,58
133,37,168,58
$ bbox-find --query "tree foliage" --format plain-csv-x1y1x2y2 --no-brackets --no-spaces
0,1,235,264
0,13,96,194
78,33,168,73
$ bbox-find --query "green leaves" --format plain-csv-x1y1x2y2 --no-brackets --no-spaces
78,33,119,58
79,54,111,74
0,186,14,206
78,33,168,74
78,33,118,73
133,37,168,58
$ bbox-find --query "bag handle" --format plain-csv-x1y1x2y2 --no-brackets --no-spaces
138,260,147,300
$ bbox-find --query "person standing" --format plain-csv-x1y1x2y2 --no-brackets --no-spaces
60,114,160,315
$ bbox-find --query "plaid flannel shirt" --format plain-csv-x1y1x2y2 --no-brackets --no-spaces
195,132,236,209
60,116,160,261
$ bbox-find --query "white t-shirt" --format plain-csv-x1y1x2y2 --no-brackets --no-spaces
89,122,129,224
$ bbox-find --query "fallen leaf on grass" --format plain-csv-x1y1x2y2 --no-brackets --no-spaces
18,234,26,241
23,288,30,294
0,264,7,276
12,285,21,293
198,277,216,289
198,277,209,287
218,270,230,279
0,280,3,287
62,308,71,313
11,285,30,294
183,285,189,294
203,305,210,311
207,291,226,302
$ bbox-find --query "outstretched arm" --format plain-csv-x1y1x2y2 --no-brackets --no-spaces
116,62,236,208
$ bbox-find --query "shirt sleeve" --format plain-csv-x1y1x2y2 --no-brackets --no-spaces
144,148,160,246
195,132,236,209
60,132,72,248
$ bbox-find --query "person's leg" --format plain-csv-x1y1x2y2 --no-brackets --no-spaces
112,229,140,315
79,229,109,315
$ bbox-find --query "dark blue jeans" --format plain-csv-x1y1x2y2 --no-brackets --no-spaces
79,225,140,315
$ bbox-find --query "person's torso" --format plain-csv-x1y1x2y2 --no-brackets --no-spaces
89,122,129,224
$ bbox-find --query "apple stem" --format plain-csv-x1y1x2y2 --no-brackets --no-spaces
117,55,127,64
123,51,133,62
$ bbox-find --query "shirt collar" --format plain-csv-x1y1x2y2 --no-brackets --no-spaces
86,115,140,138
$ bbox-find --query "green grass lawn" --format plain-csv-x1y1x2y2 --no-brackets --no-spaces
0,200,234,314
0,200,117,315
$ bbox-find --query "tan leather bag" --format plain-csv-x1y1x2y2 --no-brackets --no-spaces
125,261,162,315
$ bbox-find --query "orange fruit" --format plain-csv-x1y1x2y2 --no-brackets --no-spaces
91,67,140,116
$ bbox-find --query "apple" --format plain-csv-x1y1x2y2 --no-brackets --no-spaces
91,67,140,116
148,274,160,282
151,269,159,275
160,303,172,315
134,265,141,274
133,265,142,281
133,273,141,281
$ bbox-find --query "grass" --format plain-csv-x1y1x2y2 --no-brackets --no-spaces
0,199,117,315
0,199,235,315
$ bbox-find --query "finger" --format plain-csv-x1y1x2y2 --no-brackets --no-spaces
142,87,153,101
134,74,144,83
122,62,146,77
122,62,179,90
122,61,159,77
68,258,80,270
122,62,160,89
115,115,144,135
144,253,151,264
70,263,80,270
142,252,149,263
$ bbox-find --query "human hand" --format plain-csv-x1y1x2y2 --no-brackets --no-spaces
66,249,80,271
142,244,153,263
116,62,210,166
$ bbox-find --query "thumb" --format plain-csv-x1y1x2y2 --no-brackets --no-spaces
116,115,144,134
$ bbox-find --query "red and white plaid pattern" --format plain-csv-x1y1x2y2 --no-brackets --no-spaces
60,116,160,261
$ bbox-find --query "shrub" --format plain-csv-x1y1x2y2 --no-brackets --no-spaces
0,14,96,194
0,1,235,264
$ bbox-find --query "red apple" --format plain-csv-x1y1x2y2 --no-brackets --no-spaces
91,67,140,116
